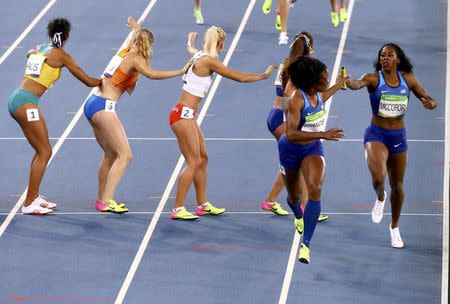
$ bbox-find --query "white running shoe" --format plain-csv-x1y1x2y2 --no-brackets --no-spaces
289,0,297,8
389,225,404,248
371,191,386,224
32,195,57,209
22,204,53,215
278,32,289,45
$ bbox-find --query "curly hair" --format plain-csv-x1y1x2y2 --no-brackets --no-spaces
47,18,71,47
287,56,327,91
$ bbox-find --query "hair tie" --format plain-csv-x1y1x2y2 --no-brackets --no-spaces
53,32,63,47
289,33,310,49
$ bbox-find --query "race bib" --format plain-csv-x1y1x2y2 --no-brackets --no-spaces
105,100,116,112
26,109,40,122
181,106,194,119
104,54,125,78
25,54,46,78
301,109,327,132
378,94,408,118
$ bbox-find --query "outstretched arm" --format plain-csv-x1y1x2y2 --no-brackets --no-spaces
321,75,349,102
346,73,377,90
206,56,276,83
133,55,190,80
186,32,199,56
61,50,101,87
403,73,437,110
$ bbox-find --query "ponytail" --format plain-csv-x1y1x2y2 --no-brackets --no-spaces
203,26,226,57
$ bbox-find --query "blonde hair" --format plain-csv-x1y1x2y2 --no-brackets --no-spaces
129,29,154,62
203,26,226,58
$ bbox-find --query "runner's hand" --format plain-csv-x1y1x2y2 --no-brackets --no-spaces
322,128,344,141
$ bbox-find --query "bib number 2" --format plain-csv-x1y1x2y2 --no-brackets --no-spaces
181,107,194,119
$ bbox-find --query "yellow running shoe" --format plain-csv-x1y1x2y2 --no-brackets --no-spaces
331,12,339,27
262,0,272,14
261,200,289,215
298,243,310,264
339,7,348,22
294,218,304,234
170,207,199,220
195,202,225,216
318,214,329,222
107,200,129,214
275,13,282,31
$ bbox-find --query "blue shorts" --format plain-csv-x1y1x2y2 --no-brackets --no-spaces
364,124,408,154
83,94,117,121
267,108,284,134
275,85,284,97
278,135,324,170
8,88,40,116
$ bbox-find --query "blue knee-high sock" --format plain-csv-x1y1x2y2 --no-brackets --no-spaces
287,197,303,219
302,199,321,248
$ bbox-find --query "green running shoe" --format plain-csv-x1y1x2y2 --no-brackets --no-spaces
331,12,339,27
196,202,226,216
275,13,282,31
339,7,348,22
294,218,304,234
194,9,204,24
298,243,310,264
262,0,272,14
318,214,329,222
107,200,129,214
170,207,199,220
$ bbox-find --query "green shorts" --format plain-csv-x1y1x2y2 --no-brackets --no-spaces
8,88,40,116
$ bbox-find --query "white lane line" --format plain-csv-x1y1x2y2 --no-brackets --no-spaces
0,137,445,142
441,1,450,303
0,211,442,216
0,0,57,65
114,1,257,303
278,0,356,303
0,0,159,239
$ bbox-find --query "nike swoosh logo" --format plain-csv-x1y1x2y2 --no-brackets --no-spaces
381,90,389,94
394,143,402,147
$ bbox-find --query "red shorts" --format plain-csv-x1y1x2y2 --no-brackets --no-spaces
169,103,196,126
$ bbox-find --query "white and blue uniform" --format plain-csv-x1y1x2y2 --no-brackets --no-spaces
364,71,410,153
266,63,285,134
278,90,326,170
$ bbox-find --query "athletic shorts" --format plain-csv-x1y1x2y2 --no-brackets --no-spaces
169,103,196,126
267,108,284,134
363,124,407,154
278,134,324,171
8,88,40,116
83,94,117,121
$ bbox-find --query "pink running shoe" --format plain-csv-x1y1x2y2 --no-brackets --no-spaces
96,200,110,212
261,200,288,215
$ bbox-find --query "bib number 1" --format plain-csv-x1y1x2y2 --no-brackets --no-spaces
26,109,40,122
